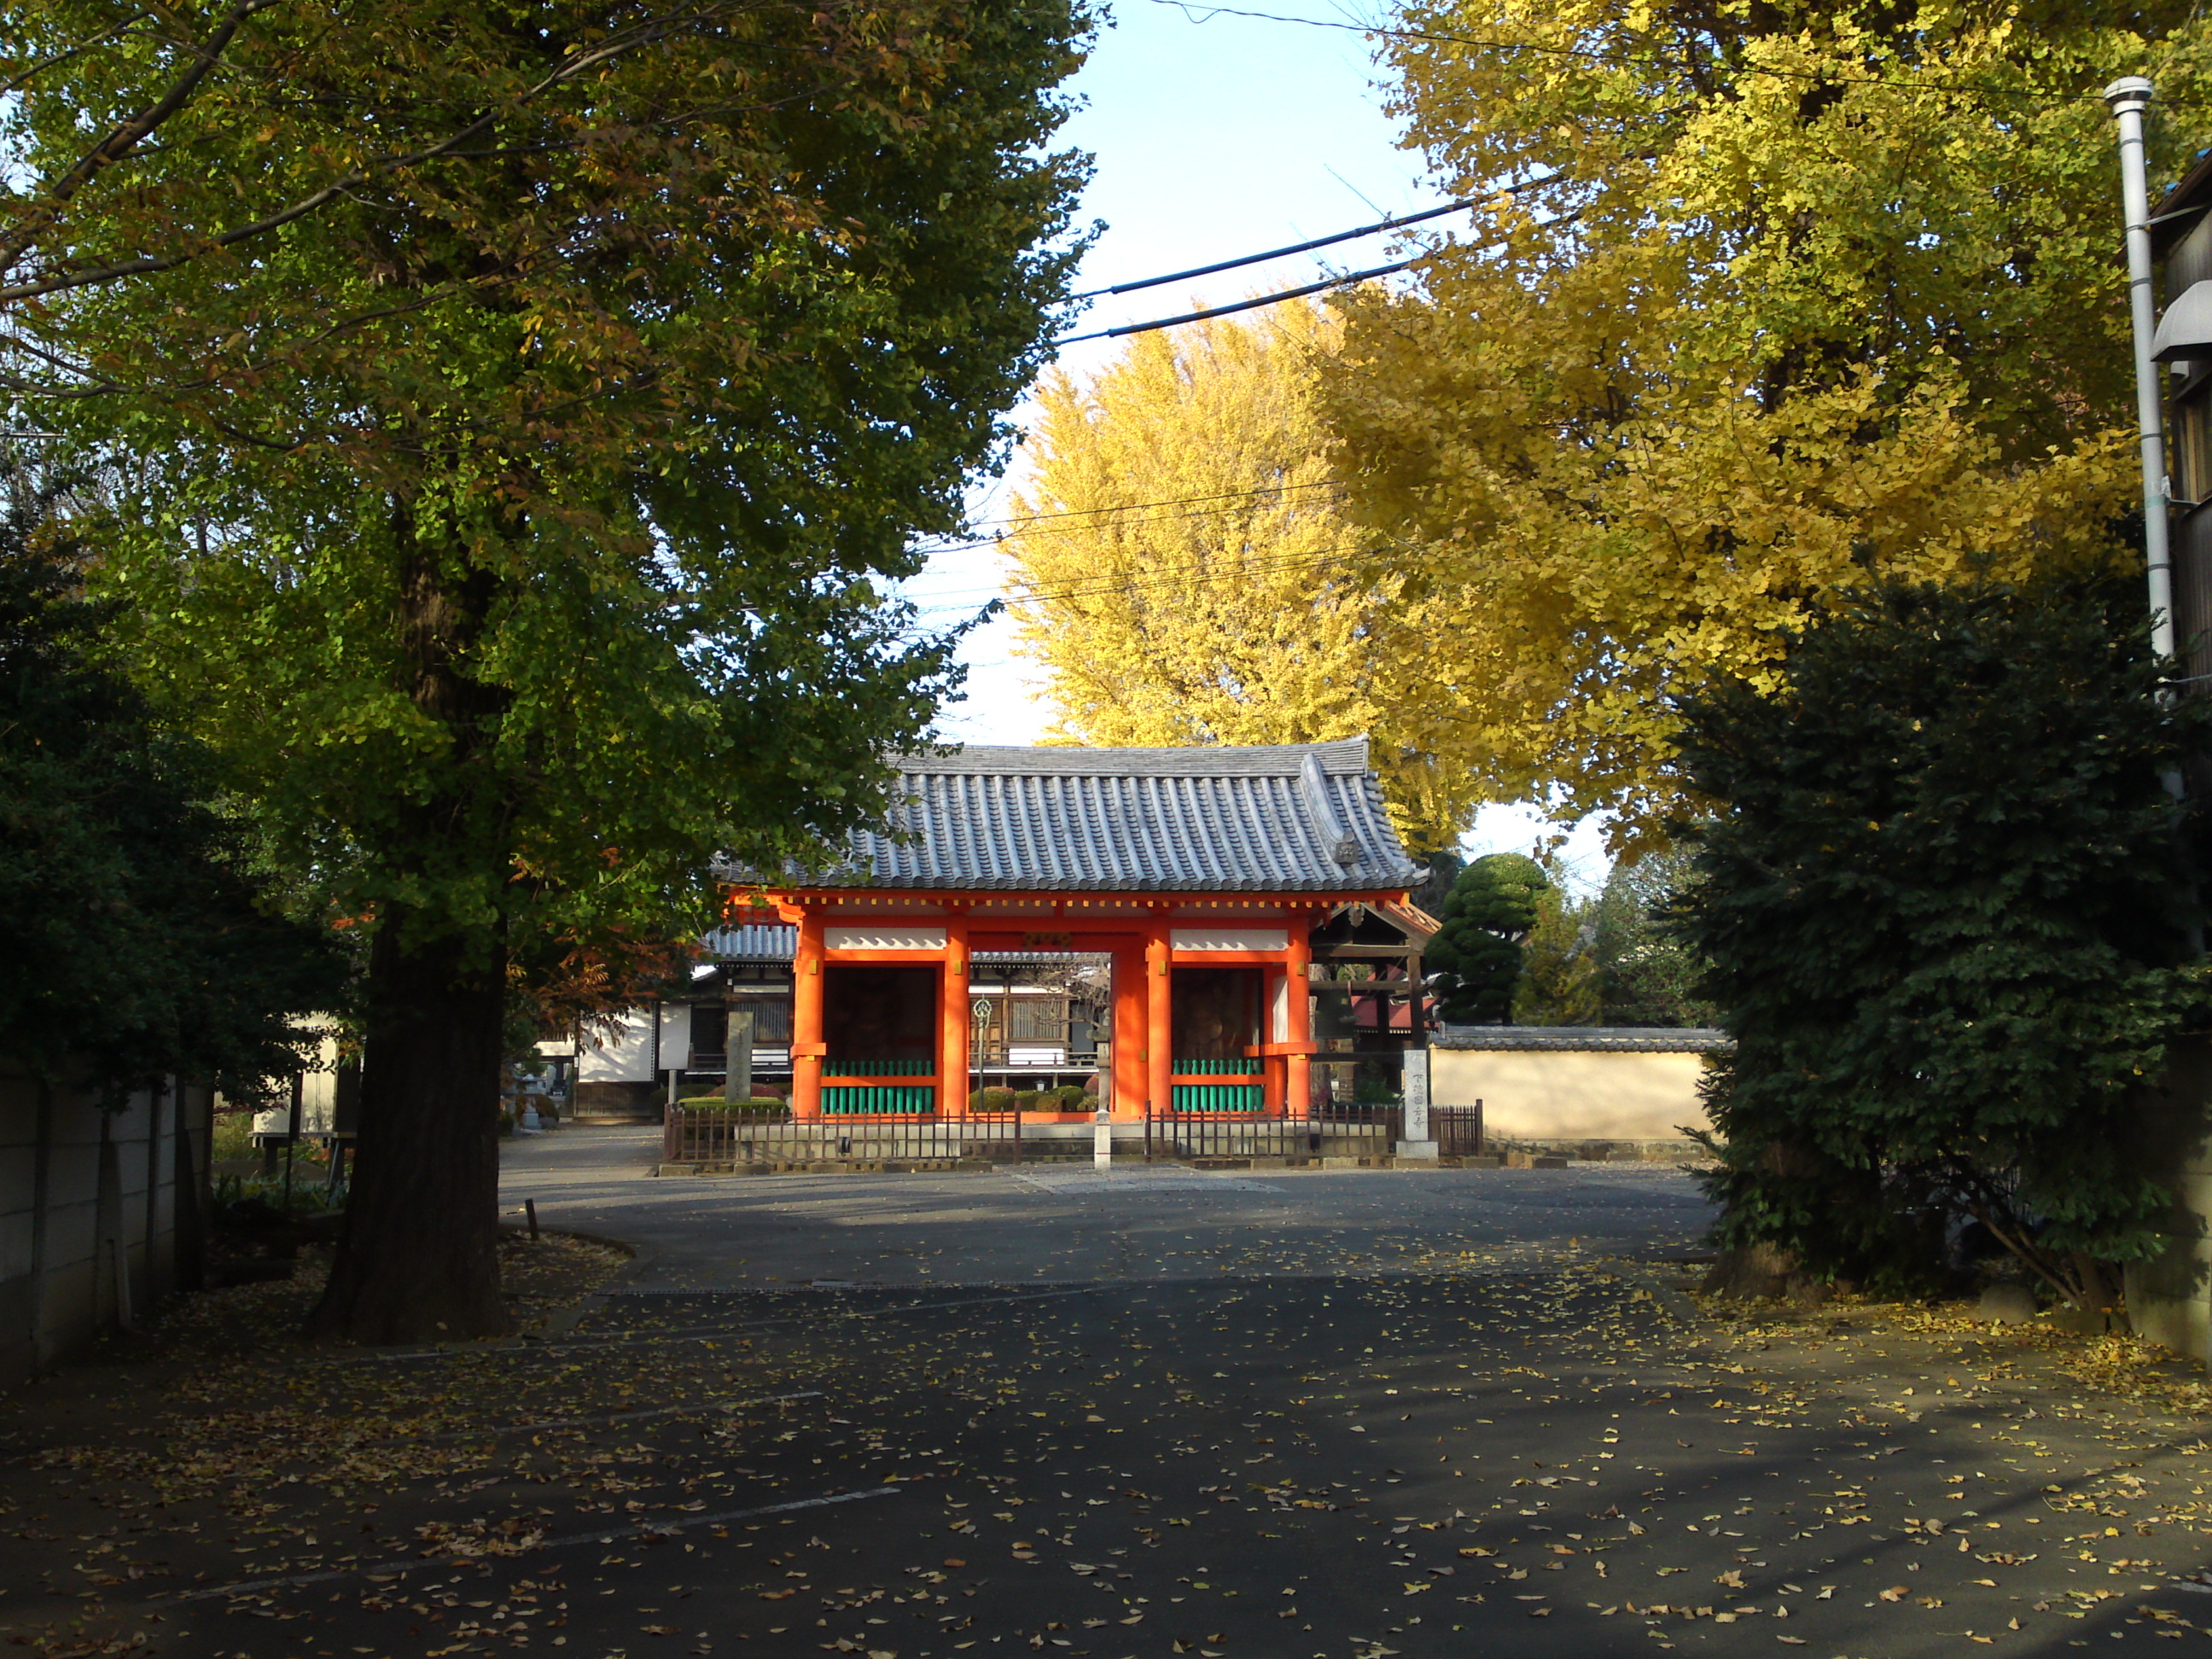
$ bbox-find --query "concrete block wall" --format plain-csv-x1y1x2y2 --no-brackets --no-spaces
0,1061,209,1388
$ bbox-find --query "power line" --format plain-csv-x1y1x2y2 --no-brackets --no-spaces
1072,193,1511,300
1148,0,2135,106
1056,253,1427,345
956,479,1340,533
911,541,1404,616
913,492,1348,563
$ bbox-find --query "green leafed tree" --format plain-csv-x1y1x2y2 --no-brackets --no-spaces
1591,851,1716,1028
1674,575,2205,1308
9,0,1093,1341
1427,853,1548,1024
1510,877,1600,1027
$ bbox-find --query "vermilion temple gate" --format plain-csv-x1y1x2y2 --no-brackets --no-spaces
742,739,1428,1129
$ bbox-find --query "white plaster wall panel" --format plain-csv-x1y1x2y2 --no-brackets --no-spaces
824,924,949,952
579,1006,658,1083
1170,928,1288,952
1,1068,184,1385
1431,1049,1714,1142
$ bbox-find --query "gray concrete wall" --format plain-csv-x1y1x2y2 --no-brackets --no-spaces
0,1062,208,1388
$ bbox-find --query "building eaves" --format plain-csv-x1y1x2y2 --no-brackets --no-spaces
2152,147,2212,258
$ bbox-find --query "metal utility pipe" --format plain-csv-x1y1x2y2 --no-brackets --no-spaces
2106,76,2180,666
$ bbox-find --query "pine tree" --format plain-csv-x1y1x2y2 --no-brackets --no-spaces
1427,853,1547,1023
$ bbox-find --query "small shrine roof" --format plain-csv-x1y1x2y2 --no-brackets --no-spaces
780,737,1422,893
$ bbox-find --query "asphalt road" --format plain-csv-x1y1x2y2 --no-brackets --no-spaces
8,1131,2212,1659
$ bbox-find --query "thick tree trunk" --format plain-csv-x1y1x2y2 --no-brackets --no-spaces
310,916,511,1343
1703,1241,1798,1301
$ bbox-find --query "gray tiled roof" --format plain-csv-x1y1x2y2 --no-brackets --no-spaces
1435,1025,1733,1053
702,923,798,960
797,738,1422,892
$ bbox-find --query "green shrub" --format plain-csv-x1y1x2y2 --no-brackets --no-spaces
1053,1085,1088,1109
1677,575,2206,1307
678,1097,791,1121
969,1086,1019,1111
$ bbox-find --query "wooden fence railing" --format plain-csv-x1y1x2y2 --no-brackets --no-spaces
664,1108,1024,1167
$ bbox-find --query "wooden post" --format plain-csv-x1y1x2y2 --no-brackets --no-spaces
1111,942,1148,1120
792,908,825,1121
942,911,970,1115
1261,969,1286,1115
1286,915,1313,1115
1146,911,1173,1120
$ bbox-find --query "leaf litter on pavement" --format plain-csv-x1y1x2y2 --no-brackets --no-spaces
6,1196,2212,1658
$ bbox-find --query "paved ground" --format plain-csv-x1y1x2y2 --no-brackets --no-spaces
9,1129,2212,1659
496,1127,1717,1287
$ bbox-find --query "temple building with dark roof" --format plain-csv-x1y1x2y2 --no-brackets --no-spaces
579,739,1436,1124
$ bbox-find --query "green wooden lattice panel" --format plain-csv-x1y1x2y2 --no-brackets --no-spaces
1170,1083,1264,1113
822,1085,937,1115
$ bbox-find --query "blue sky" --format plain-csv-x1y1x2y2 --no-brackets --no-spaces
904,0,1613,885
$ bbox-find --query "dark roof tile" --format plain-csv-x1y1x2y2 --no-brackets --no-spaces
786,737,1421,892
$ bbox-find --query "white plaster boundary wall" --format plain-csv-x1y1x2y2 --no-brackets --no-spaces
249,1027,352,1138
579,1008,658,1084
0,1059,212,1388
1431,1027,1729,1146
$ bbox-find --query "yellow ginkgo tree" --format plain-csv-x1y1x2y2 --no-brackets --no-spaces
1321,0,2212,839
1005,300,1491,847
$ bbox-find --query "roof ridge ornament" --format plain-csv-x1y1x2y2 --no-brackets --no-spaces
1299,752,1363,868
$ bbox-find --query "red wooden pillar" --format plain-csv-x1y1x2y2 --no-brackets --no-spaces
941,911,970,1115
1110,941,1148,1120
1285,915,1314,1115
1146,911,1173,1117
1260,964,1286,1115
791,908,825,1121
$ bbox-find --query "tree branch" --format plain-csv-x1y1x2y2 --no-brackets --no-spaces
0,0,289,276
1,4,752,306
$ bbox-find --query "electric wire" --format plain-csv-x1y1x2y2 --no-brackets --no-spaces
1148,0,2184,108
902,484,1344,562
908,541,1409,618
1070,188,1547,299
1057,252,1428,344
955,478,1339,532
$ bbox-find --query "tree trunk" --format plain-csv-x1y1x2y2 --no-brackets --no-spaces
310,916,511,1343
1703,1241,1797,1300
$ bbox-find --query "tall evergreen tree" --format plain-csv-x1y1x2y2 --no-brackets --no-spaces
1674,576,2204,1307
0,490,342,1100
